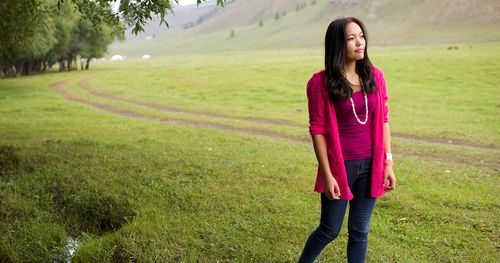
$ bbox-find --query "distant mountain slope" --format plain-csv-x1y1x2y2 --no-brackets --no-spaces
109,0,500,57
119,1,220,42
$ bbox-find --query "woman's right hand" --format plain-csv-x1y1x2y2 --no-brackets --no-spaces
324,176,341,200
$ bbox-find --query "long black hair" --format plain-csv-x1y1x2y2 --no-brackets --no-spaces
324,17,375,102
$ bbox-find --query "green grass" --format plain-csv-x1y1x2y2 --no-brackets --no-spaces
0,44,499,262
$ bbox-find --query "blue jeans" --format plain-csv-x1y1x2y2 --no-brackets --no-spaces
298,158,377,263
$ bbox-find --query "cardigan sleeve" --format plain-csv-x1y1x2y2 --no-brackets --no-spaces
377,70,390,123
307,74,329,135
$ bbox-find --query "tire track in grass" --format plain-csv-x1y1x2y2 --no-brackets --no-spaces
78,79,498,151
49,79,499,171
78,79,304,128
391,133,498,150
49,80,309,143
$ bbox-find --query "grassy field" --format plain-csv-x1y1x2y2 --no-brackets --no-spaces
0,43,499,262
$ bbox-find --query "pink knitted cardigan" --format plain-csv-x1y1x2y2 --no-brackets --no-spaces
307,66,390,200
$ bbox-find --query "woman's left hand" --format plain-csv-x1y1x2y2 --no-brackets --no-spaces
383,163,396,191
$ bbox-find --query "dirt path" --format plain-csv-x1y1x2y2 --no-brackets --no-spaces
49,79,499,171
49,80,308,143
78,80,304,128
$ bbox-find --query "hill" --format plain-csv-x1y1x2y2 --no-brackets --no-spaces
109,0,500,57
118,1,220,42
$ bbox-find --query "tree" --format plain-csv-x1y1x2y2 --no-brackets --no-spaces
0,0,227,78
48,2,79,72
76,19,114,70
15,19,57,75
0,0,56,77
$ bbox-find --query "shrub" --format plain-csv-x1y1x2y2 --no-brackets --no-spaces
49,177,137,235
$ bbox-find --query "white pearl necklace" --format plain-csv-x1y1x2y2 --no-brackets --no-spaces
349,91,368,125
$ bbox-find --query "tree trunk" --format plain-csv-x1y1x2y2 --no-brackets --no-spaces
24,60,31,75
34,59,41,73
85,58,90,70
67,54,71,71
59,59,65,72
15,61,24,76
41,60,47,72
7,64,15,78
4,64,11,78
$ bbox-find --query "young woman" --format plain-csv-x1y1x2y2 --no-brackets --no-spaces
298,17,396,263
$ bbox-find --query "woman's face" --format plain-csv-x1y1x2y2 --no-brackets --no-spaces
345,22,365,62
